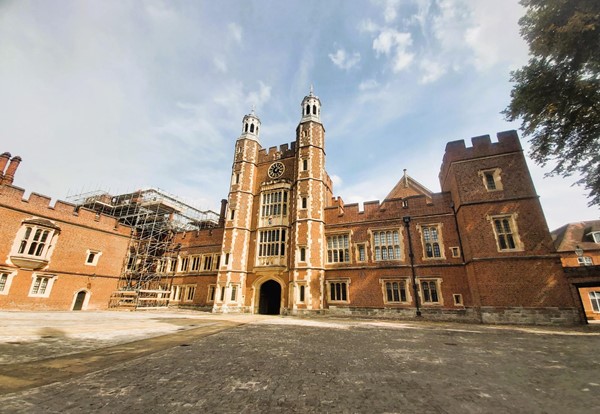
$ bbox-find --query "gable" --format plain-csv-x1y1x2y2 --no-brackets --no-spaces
384,171,433,201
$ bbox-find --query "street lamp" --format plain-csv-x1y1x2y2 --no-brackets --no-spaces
575,245,584,257
403,216,422,317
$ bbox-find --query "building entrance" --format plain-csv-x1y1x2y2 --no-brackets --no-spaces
72,291,86,310
258,280,281,315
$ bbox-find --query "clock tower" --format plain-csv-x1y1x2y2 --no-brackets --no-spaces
214,89,332,315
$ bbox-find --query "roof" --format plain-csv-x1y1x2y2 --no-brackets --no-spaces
383,170,433,201
551,220,600,252
22,218,61,231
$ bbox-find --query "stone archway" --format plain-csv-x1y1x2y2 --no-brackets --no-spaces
72,290,87,311
258,280,281,315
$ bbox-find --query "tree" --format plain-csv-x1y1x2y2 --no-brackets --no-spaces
504,0,600,206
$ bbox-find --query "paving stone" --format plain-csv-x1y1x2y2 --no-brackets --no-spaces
0,313,599,413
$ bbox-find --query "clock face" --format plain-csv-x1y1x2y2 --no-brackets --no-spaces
268,162,285,179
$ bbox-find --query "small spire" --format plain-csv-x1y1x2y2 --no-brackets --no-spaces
250,104,256,116
309,84,314,96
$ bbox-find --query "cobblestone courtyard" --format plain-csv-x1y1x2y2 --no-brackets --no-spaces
0,311,599,413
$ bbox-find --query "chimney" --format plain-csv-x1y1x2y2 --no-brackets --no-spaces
2,155,22,185
219,199,228,227
0,152,11,181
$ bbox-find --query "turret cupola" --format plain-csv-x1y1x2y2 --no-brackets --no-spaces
241,109,261,141
300,85,321,123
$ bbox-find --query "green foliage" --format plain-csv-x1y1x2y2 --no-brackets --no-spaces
505,0,600,206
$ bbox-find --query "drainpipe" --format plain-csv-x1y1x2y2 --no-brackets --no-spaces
450,202,466,262
403,216,421,317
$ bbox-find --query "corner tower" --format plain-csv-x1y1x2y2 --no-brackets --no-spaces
214,110,261,313
290,88,331,313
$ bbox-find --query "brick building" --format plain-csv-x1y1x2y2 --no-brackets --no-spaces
0,92,585,324
0,153,131,311
206,91,578,325
551,221,600,322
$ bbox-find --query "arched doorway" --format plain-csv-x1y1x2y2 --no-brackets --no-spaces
72,291,87,311
258,280,281,315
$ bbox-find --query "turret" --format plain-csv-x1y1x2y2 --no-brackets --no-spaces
300,85,321,123
241,109,261,142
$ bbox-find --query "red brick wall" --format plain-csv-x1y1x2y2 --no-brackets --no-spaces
0,184,130,310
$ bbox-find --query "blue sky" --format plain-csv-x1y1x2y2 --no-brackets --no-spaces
1,0,598,230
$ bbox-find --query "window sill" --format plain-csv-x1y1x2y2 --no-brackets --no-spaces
10,255,49,270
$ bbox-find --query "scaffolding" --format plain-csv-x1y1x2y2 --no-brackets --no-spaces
69,188,220,309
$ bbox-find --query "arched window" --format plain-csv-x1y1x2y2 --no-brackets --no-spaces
245,123,248,132
250,124,254,133
312,105,317,115
306,104,310,115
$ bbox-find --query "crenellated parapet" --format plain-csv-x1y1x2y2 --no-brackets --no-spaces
439,130,522,187
325,192,453,225
0,185,130,235
257,142,297,163
174,227,225,248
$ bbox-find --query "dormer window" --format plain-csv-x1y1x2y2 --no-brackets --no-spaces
590,231,600,244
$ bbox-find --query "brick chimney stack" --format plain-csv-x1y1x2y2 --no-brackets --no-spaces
2,155,22,185
218,199,228,227
0,152,11,182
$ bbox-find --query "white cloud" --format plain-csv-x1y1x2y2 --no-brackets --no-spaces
382,0,401,23
419,58,446,84
427,0,527,72
228,22,242,44
145,1,177,20
373,29,414,72
213,57,227,73
330,174,343,189
329,48,361,70
246,81,272,109
464,1,528,70
358,79,379,91
358,19,379,33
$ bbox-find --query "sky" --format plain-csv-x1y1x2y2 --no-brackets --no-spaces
1,0,598,231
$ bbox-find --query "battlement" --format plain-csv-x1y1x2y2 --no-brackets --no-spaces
325,192,452,224
174,226,225,248
439,130,522,185
0,184,130,235
258,142,296,163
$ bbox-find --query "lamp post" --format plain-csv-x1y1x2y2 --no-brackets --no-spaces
575,245,584,257
403,216,421,317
